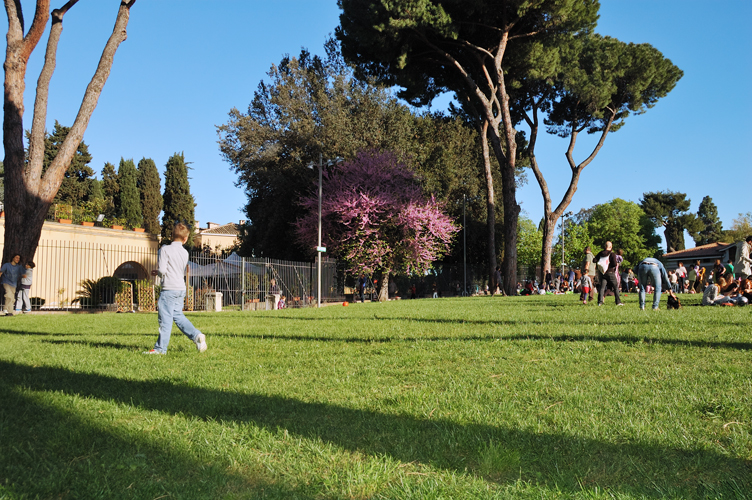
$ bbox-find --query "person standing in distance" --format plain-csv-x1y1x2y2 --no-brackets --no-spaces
0,254,23,316
583,247,596,302
144,222,207,354
733,236,752,280
635,257,672,310
595,241,623,306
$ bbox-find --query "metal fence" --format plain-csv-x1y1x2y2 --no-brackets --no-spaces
3,240,343,311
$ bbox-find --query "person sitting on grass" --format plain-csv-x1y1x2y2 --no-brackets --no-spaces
277,295,286,309
704,278,748,306
144,222,207,355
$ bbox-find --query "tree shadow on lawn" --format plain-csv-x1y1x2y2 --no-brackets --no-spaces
40,339,138,350
0,380,319,500
210,330,752,352
1,360,749,498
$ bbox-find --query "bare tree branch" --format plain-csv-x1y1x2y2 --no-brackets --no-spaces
42,1,135,200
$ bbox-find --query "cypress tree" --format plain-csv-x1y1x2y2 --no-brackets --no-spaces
693,196,724,245
117,158,142,228
44,121,94,205
137,157,163,235
161,152,195,246
89,178,104,200
101,162,119,218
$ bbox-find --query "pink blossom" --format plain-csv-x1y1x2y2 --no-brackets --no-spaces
295,150,459,274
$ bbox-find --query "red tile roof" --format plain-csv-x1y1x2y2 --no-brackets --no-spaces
663,242,733,259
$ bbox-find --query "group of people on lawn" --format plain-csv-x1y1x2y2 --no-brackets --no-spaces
519,235,752,310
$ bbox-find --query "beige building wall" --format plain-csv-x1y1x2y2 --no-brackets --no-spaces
194,233,239,252
0,219,159,308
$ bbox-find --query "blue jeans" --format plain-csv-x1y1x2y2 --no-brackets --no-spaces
154,289,202,353
638,264,662,309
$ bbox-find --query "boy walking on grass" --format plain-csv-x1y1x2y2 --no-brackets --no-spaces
144,222,207,355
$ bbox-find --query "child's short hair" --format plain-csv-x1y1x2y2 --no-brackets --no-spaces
26,261,35,268
173,222,190,241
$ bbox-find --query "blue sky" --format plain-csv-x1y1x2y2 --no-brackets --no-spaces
2,1,750,249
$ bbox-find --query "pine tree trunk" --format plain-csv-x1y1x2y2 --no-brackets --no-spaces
540,214,555,282
479,122,497,292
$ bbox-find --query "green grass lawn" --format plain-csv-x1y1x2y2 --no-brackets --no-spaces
1,293,751,499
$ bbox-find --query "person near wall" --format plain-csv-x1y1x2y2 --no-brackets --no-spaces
0,254,23,316
595,241,624,306
14,261,35,314
144,222,207,355
635,257,672,310
733,236,752,280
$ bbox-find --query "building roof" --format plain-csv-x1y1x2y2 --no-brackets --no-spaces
200,222,240,236
663,242,734,260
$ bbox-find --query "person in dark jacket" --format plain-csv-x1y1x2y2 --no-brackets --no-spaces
595,241,623,306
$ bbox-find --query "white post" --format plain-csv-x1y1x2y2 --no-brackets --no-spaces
317,153,323,308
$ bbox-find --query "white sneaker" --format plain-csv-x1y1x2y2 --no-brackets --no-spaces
195,333,207,353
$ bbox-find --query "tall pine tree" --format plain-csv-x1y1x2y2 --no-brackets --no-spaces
693,196,724,246
43,121,95,205
101,162,119,218
161,153,195,246
137,158,163,235
117,158,142,228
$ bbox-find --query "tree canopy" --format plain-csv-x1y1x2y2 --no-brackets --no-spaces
587,198,661,268
117,158,142,229
724,212,752,243
137,158,163,235
218,42,480,260
517,33,681,280
336,0,608,294
640,191,701,252
42,121,95,206
692,196,723,246
162,153,196,247
295,150,458,301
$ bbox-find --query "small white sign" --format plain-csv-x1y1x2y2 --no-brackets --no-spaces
316,246,327,253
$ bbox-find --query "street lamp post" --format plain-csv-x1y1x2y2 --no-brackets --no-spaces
463,194,467,297
316,153,323,308
307,154,342,308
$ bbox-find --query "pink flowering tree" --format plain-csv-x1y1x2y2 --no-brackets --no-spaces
295,150,459,301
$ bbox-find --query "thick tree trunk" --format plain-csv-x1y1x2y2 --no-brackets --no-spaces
378,270,390,302
479,121,497,291
486,128,519,296
2,1,135,264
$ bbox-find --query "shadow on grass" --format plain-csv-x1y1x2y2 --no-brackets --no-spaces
40,339,139,350
0,378,321,499
1,360,749,498
211,329,752,351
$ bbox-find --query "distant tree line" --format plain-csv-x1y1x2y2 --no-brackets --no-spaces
517,192,746,281
41,122,194,244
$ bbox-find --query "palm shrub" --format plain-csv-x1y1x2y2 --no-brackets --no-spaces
73,277,124,307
